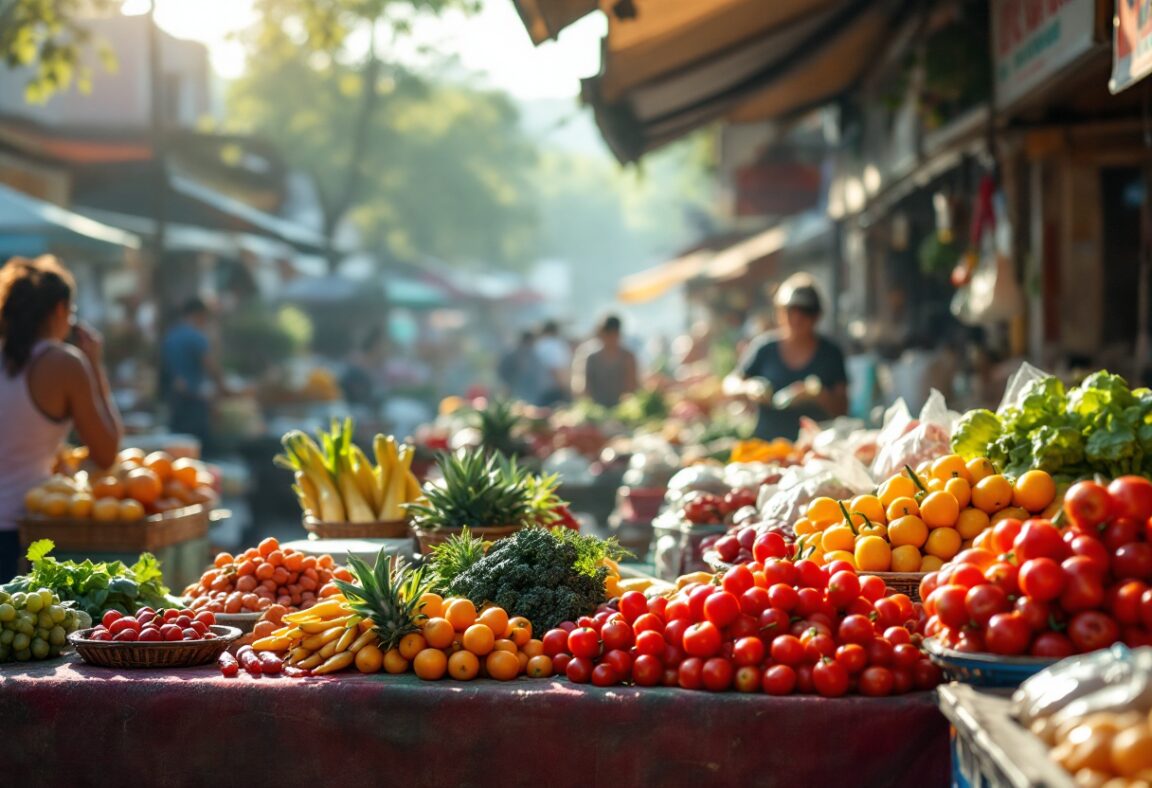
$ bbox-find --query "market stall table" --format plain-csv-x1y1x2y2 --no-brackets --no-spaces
3,656,950,788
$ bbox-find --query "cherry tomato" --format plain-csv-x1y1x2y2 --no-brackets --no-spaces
912,660,944,690
567,627,601,660
984,612,1031,655
701,657,733,692
795,663,816,694
1014,520,1068,562
682,621,723,658
859,575,888,602
635,630,665,657
591,663,621,687
647,596,668,619
565,656,593,684
761,558,798,587
929,586,969,630
837,615,875,646
1124,626,1152,648
678,657,705,690
1065,481,1115,532
795,587,827,618
794,559,828,589
601,648,633,679
618,591,648,623
891,643,921,670
846,597,876,619
1067,535,1110,572
767,583,798,613
733,665,760,693
812,659,850,697
762,664,797,695
866,638,895,667
632,613,664,636
890,666,914,695
802,632,837,663
1018,558,1066,602
732,636,765,667
601,620,634,652
632,654,662,686
919,572,940,605
884,626,912,646
826,571,862,610
983,562,1020,597
740,587,771,617
1139,589,1152,630
1059,556,1106,612
753,532,788,563
874,598,904,629
722,564,755,596
552,653,572,675
949,564,987,590
1105,518,1144,551
662,667,679,687
991,518,1024,554
1110,580,1149,625
1109,476,1152,522
835,643,868,674
758,608,790,640
770,634,805,666
1113,543,1152,581
1029,632,1075,658
687,585,714,621
858,666,894,697
663,618,690,650
953,631,986,653
1067,610,1120,653
965,585,1008,627
1012,596,1050,632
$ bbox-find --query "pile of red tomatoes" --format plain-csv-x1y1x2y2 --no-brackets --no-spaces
921,476,1152,657
540,558,943,697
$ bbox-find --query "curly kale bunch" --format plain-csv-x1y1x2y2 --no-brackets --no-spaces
445,527,627,633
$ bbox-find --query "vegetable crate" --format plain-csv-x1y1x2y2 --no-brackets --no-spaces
937,683,1075,788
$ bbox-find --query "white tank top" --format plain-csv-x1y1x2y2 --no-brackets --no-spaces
0,340,72,532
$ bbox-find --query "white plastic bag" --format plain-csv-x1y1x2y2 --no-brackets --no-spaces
870,389,958,480
758,456,875,533
997,361,1052,414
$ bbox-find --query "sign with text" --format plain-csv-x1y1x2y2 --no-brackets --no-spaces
993,0,1097,107
1112,0,1152,92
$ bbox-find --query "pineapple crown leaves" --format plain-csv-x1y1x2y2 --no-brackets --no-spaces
333,550,431,645
405,448,539,531
428,526,488,592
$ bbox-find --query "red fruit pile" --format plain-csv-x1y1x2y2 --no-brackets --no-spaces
541,558,943,696
88,607,217,642
921,476,1152,657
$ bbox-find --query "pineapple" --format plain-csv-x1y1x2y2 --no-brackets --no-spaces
476,399,525,457
405,450,534,532
429,527,488,592
334,552,429,652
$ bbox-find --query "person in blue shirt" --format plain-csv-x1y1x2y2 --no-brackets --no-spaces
161,297,229,450
724,275,848,440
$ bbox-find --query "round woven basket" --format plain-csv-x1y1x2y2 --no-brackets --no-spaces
413,524,522,555
211,611,263,634
68,625,241,669
303,516,410,540
860,571,926,602
923,637,1056,688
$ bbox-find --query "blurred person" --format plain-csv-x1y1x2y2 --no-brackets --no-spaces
535,320,571,404
498,330,550,405
724,274,848,439
572,314,639,408
160,297,231,451
0,257,122,578
342,325,388,407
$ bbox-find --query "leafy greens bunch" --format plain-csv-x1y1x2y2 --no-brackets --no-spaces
1,539,171,619
951,372,1152,479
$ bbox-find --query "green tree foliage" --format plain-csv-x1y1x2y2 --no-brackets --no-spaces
0,0,118,102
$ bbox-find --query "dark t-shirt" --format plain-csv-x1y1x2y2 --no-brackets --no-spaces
737,333,848,440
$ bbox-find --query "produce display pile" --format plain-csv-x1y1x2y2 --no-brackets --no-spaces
86,607,220,643
0,586,84,662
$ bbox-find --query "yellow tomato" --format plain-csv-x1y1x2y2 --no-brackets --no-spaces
931,454,973,483
1013,470,1057,513
878,476,917,507
823,550,856,569
919,555,945,572
966,457,996,483
850,495,886,525
945,477,972,509
890,545,922,573
885,496,920,522
821,526,856,553
888,515,928,548
991,506,1031,526
972,475,1014,513
807,497,843,527
955,507,991,540
854,536,891,572
924,528,962,560
921,492,960,529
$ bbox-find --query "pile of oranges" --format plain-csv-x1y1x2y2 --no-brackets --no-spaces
792,455,1059,573
367,594,554,682
24,448,218,523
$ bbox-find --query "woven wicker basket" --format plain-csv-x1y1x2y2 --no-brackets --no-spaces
211,612,263,634
861,571,927,602
303,516,409,540
18,504,211,553
413,524,522,555
68,624,241,669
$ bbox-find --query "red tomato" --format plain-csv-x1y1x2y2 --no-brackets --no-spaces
858,666,895,697
1113,543,1152,581
567,627,601,660
835,643,868,674
635,630,665,657
565,656,593,684
794,559,828,589
866,638,895,667
770,634,805,666
892,643,921,670
991,518,1024,554
701,657,734,692
1109,476,1152,523
1014,596,1051,632
1068,535,1110,572
846,597,876,619
601,620,635,652
160,624,183,641
761,558,798,587
601,649,633,679
733,665,760,693
101,610,123,628
918,572,940,605
949,564,987,590
812,660,850,697
1030,632,1075,658
632,654,663,686
762,664,797,695
663,618,690,649
591,663,621,687
722,564,755,596
665,598,690,622
682,621,723,658
663,643,685,668
890,666,914,695
1018,558,1066,602
1059,557,1106,612
703,591,741,629
826,571,862,610
552,653,572,675
953,631,986,653
1124,626,1152,648
795,663,816,694
859,575,888,602
758,608,791,640
677,657,704,690
795,587,827,618
687,585,714,621
725,614,759,642
984,562,1020,597
803,632,837,663
1067,611,1120,653
618,591,648,623
884,626,912,646
912,660,944,690
1105,518,1144,551
767,583,799,613
647,596,668,619
1139,591,1152,634
662,667,679,687
753,532,788,563
1014,521,1068,562
740,587,771,617
109,617,140,636
838,615,876,646
1065,481,1116,531
984,612,1031,655
874,598,904,629
965,585,1008,627
929,586,970,630
632,613,664,636
732,636,765,667
1110,580,1149,625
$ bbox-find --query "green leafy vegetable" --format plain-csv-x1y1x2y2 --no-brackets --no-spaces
951,409,1002,460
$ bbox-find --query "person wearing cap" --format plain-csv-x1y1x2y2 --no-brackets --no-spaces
723,275,848,440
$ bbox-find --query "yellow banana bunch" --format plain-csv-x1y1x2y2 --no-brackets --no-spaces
275,419,425,523
252,596,377,675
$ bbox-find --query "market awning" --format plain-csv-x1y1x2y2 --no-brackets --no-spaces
617,250,711,303
0,184,140,257
706,211,832,281
585,0,898,163
512,0,599,44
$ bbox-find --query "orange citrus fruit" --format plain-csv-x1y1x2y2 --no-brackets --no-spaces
507,617,532,646
383,648,409,674
143,451,174,482
417,592,444,620
447,649,479,680
478,606,510,638
485,650,520,681
972,475,1014,513
123,468,162,506
888,515,928,548
493,639,518,654
522,639,545,659
462,624,496,656
445,599,477,631
399,633,427,661
854,536,891,572
924,528,962,560
413,648,448,680
526,655,553,678
422,618,455,649
920,492,960,528
1013,470,1057,513
355,644,384,673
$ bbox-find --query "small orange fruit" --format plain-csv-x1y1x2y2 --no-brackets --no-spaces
517,650,530,672
92,497,121,521
447,649,479,680
462,624,495,656
526,654,553,678
399,633,427,661
931,454,972,483
924,527,962,560
117,447,146,465
521,639,544,659
413,648,448,680
170,458,202,489
955,508,991,540
972,475,1014,514
507,617,532,646
890,545,922,573
143,451,174,482
417,592,444,620
853,535,891,572
383,648,409,674
888,515,928,548
478,606,510,638
124,468,163,506
945,477,972,509
355,644,384,673
493,638,518,654
920,555,945,572
806,497,843,527
91,476,124,500
445,599,477,631
849,495,886,524
920,492,960,529
878,476,917,507
966,457,996,483
118,499,146,521
1013,470,1057,513
39,492,70,518
885,496,920,522
485,649,520,681
422,618,455,649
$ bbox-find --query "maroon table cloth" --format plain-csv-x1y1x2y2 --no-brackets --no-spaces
2,657,950,788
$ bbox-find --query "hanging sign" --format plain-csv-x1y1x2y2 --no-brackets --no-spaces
993,0,1097,107
1112,0,1152,93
